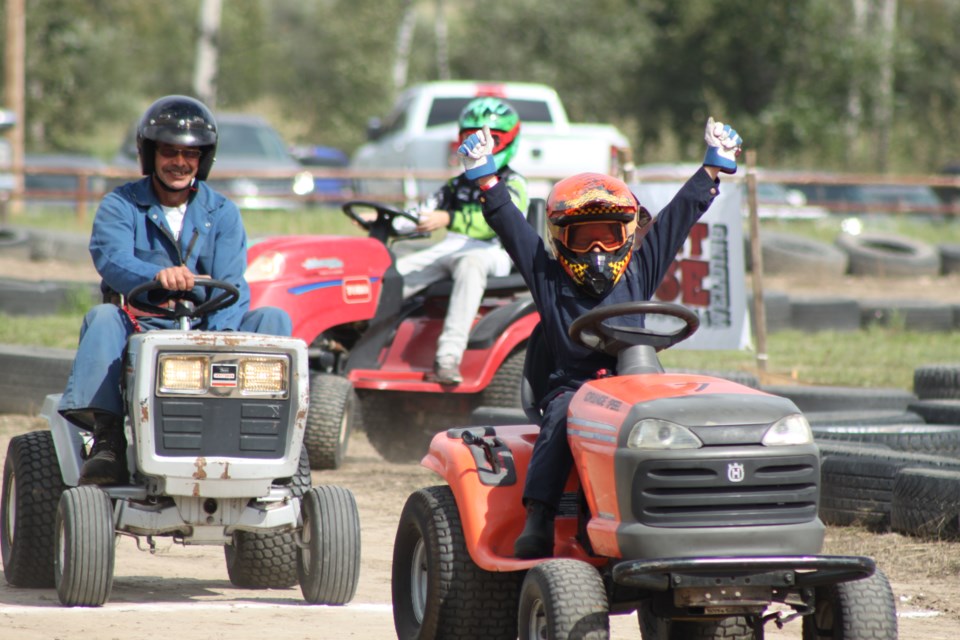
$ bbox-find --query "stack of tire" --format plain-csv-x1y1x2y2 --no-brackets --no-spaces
752,230,960,332
792,364,960,540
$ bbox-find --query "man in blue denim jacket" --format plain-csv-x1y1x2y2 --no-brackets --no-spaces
58,95,291,485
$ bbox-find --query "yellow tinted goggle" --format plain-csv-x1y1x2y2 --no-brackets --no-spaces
562,221,628,253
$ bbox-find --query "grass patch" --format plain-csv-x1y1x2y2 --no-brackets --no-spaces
11,204,365,239
659,325,960,390
6,308,956,391
0,313,85,350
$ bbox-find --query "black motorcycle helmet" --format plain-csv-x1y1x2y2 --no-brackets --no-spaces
137,95,218,181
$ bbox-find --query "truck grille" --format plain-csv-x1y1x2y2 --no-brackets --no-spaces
630,453,819,528
155,397,291,458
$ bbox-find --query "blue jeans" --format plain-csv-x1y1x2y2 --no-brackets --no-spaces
522,390,575,510
58,303,292,426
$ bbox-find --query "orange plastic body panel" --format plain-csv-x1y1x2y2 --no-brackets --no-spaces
421,425,603,572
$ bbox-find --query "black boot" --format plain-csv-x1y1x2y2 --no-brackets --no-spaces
514,499,556,559
79,416,127,486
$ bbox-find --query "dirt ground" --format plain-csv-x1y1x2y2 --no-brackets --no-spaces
0,415,959,640
3,253,960,638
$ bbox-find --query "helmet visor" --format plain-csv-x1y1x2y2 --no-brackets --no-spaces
562,221,628,253
459,124,519,156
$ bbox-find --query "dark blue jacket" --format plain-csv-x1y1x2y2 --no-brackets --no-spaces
479,168,719,404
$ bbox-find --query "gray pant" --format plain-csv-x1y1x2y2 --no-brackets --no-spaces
397,234,511,362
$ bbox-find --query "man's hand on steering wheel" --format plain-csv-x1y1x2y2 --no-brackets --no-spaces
155,265,196,291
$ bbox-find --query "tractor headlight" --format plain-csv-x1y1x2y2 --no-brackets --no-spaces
627,418,703,450
246,251,285,282
240,357,288,394
159,355,208,393
761,413,812,446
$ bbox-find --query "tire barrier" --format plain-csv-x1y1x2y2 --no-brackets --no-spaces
818,441,960,531
859,299,956,332
0,278,100,316
914,364,960,400
789,297,862,332
937,243,960,275
891,467,960,540
759,231,848,280
813,424,960,457
761,384,917,413
906,399,960,425
0,345,73,415
835,232,940,278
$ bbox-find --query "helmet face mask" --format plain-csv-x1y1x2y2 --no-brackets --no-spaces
137,95,218,181
458,97,520,170
546,172,651,298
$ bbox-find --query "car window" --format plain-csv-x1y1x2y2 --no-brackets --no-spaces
381,96,413,137
217,122,290,161
857,184,940,206
425,97,554,128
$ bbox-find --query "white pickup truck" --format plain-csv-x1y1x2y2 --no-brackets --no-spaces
350,81,633,200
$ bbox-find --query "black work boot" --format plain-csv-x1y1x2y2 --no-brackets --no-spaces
79,416,128,486
514,499,556,559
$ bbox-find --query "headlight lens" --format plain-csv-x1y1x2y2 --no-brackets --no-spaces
159,355,208,393
240,357,288,394
627,418,703,450
762,413,813,446
246,251,285,282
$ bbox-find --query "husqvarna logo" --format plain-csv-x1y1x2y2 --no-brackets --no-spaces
727,462,745,483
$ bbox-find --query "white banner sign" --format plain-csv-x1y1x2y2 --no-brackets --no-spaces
631,179,749,350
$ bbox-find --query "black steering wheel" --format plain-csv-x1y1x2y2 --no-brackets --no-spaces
568,301,699,355
126,278,240,321
341,200,420,242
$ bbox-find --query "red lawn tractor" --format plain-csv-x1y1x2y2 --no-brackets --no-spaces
247,200,544,466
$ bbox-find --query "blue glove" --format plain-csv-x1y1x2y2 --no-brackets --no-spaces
457,125,498,180
703,117,743,174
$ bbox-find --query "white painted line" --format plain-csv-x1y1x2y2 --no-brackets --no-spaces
898,610,941,619
0,601,393,614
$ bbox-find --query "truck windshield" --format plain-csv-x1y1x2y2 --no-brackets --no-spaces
426,98,553,127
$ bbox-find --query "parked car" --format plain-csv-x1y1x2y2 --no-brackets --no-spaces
114,113,315,210
785,176,944,219
290,144,352,203
631,163,828,220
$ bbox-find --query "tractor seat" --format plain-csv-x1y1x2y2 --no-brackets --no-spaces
468,321,552,427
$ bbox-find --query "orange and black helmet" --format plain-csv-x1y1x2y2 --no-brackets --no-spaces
546,172,651,298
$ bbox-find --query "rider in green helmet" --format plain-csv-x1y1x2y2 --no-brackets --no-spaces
457,97,521,171
395,96,528,384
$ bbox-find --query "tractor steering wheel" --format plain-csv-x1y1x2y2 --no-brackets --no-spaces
126,278,240,321
341,200,420,240
568,301,699,355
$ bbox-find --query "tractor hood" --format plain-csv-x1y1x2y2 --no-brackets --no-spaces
568,373,804,448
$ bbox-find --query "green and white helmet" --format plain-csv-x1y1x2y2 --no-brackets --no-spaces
458,97,521,170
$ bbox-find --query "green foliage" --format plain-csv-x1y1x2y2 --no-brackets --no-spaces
4,0,960,172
